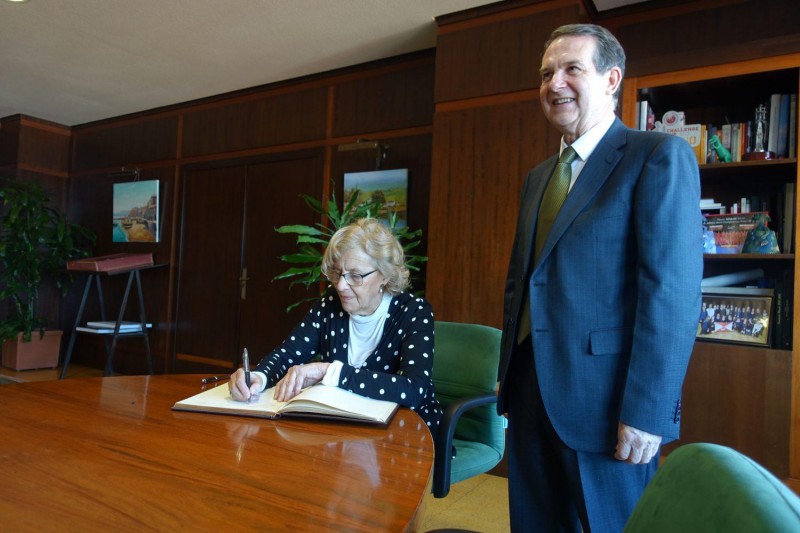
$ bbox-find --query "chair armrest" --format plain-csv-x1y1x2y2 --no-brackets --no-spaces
433,392,497,498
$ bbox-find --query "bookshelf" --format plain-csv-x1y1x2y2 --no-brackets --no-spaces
623,53,800,484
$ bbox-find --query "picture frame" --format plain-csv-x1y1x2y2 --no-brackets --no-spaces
113,180,160,243
697,287,773,347
343,169,408,228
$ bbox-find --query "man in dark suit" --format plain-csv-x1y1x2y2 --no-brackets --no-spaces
496,24,703,532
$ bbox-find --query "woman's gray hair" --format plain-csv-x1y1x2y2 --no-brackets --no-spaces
321,218,410,295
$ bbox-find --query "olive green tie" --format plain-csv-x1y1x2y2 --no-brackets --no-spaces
534,146,578,261
517,146,578,344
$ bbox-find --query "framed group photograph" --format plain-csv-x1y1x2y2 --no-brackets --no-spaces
696,287,773,347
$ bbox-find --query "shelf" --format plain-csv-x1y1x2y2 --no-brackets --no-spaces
704,253,794,260
700,158,797,171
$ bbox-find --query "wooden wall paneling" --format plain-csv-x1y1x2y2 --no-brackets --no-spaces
0,115,70,176
61,51,441,376
611,0,800,78
663,344,792,477
72,116,179,172
434,2,580,103
0,117,73,350
332,57,435,137
181,87,328,158
427,99,555,326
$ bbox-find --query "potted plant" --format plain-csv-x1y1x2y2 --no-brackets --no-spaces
0,178,95,370
274,188,426,311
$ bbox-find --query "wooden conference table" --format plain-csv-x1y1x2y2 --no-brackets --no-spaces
0,374,434,531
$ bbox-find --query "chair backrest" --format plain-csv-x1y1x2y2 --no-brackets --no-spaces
432,321,504,454
624,442,800,532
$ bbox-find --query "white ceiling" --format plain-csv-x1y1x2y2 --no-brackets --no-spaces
0,0,494,126
0,0,654,127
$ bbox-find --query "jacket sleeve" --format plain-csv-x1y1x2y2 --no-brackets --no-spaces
620,133,704,441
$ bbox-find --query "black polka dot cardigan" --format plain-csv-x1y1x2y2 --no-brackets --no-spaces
254,287,442,430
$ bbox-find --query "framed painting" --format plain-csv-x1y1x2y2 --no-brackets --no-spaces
113,180,160,243
343,169,408,228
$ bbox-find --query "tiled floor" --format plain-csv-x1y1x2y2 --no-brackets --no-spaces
418,473,510,533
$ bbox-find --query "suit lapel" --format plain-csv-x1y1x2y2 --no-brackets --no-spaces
533,119,628,271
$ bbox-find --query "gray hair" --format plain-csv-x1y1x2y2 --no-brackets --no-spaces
321,218,410,295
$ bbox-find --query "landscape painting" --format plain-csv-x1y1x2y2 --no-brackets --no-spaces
113,180,160,243
343,169,408,228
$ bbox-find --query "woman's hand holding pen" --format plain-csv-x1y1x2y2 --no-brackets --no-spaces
273,362,331,402
229,368,263,402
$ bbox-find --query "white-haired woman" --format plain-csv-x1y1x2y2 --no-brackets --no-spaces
230,218,441,430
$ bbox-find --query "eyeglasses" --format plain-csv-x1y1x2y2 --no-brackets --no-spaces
325,270,377,287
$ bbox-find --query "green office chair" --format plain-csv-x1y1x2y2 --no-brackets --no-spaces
624,442,800,532
431,321,505,498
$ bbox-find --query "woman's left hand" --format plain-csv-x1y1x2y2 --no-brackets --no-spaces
273,362,331,401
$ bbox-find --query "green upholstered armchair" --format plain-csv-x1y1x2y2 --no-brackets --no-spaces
431,321,505,498
625,442,800,532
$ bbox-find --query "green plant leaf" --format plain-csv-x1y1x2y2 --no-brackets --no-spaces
275,224,325,236
273,184,427,312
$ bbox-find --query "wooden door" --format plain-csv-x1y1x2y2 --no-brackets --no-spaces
238,157,321,359
174,154,322,372
175,165,246,371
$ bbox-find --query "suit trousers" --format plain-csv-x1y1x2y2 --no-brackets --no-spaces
506,337,658,532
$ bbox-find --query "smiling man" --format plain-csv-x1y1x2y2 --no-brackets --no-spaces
496,24,703,532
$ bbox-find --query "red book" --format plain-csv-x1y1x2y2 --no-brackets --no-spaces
67,253,153,273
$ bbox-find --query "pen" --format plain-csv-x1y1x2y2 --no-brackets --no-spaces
200,375,229,384
243,348,250,389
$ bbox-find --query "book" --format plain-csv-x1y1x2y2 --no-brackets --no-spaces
702,212,768,254
77,326,146,334
768,93,782,155
790,94,797,159
172,383,399,426
664,123,704,164
782,182,795,254
777,94,791,158
67,253,154,273
86,321,152,331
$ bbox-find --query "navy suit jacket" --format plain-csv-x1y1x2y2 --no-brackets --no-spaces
496,118,704,453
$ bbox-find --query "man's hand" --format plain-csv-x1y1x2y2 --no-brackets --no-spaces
615,423,662,465
273,362,331,401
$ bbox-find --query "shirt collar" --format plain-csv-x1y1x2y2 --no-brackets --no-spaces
560,113,616,162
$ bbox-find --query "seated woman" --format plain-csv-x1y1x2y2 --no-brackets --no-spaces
229,218,442,431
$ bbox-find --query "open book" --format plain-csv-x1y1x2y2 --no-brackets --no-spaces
172,383,399,426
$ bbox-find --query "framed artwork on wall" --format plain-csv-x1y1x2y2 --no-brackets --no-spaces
343,169,408,228
113,180,160,243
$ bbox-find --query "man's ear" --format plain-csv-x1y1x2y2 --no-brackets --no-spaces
606,66,623,96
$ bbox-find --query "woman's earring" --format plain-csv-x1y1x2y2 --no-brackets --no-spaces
380,285,385,294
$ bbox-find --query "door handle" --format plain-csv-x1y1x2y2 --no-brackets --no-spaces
239,267,250,300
